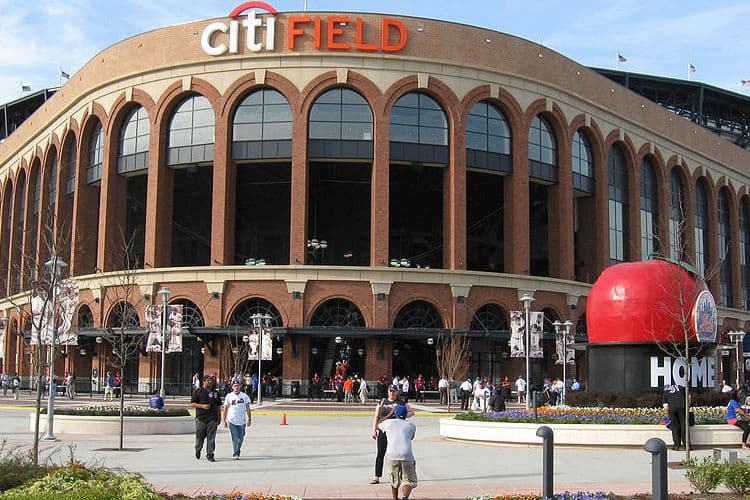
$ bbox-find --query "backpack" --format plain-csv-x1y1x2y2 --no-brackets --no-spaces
12,377,19,387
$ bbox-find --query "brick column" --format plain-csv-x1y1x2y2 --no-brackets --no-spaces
144,125,173,268
289,112,308,265
211,115,234,265
506,128,529,274
551,136,573,279
371,114,389,267
98,133,127,271
445,119,466,270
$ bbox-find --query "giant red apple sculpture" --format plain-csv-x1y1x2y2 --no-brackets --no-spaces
587,259,716,344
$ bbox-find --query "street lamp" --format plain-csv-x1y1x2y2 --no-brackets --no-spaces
519,293,535,409
42,255,67,441
251,312,272,405
156,288,171,398
553,320,574,406
728,330,746,389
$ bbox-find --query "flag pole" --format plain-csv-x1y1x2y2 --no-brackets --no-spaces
616,53,619,71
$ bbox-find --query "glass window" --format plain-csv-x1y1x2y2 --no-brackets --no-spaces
64,139,76,195
48,152,57,206
718,188,733,306
390,92,447,145
32,168,41,214
309,88,372,141
695,181,709,277
169,95,215,148
608,144,628,264
118,106,150,159
639,157,658,259
529,115,556,166
669,169,685,260
233,89,292,143
88,122,103,173
572,131,592,177
740,199,750,309
466,101,511,155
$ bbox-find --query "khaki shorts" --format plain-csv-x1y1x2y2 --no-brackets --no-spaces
389,459,417,489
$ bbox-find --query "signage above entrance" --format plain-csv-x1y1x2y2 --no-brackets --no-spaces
201,2,408,56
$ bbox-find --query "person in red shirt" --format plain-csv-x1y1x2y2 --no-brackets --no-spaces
414,374,425,402
501,376,511,400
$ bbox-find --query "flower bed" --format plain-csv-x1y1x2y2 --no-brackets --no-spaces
41,405,189,417
455,406,726,425
30,405,194,435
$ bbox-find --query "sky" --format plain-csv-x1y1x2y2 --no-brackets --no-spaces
1,0,749,105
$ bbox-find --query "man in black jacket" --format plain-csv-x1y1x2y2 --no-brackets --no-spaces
191,375,222,462
663,383,686,451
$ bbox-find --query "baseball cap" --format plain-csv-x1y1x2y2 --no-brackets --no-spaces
394,405,407,419
388,384,399,391
203,375,214,381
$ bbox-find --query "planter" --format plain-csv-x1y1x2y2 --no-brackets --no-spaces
439,417,743,447
29,413,194,435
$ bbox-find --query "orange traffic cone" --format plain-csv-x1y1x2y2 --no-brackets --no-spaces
280,412,288,425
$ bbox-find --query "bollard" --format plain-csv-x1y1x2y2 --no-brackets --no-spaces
644,437,668,500
536,425,554,499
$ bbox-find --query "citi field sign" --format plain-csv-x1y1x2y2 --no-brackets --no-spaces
201,1,408,56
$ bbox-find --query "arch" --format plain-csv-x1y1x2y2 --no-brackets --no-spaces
105,89,157,138
608,142,629,263
639,155,659,258
540,307,562,335
460,85,524,143
309,298,366,327
154,78,222,138
169,298,205,328
694,176,712,277
393,300,444,329
115,104,151,174
81,116,104,184
465,99,512,173
77,304,94,328
469,303,508,331
231,87,293,161
166,93,215,166
575,313,588,340
300,70,383,119
221,71,301,119
390,91,449,164
309,87,373,142
571,128,595,193
106,301,140,328
383,75,460,131
227,297,283,327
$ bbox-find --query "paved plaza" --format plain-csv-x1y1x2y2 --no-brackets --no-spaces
0,394,730,498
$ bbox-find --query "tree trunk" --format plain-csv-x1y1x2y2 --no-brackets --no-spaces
32,372,43,466
685,353,692,462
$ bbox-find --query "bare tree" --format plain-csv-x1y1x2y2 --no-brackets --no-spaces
435,329,471,412
647,218,724,462
219,327,253,385
96,231,150,451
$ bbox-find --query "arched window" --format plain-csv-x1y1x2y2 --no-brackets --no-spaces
718,188,733,306
390,92,448,164
232,88,292,160
575,313,588,340
170,299,205,328
695,180,710,277
117,106,150,173
639,157,658,259
77,304,94,328
310,299,365,327
393,300,443,329
669,169,685,260
47,148,57,210
528,115,557,182
167,95,215,165
470,304,508,331
106,302,140,329
64,136,76,195
466,101,511,173
228,298,283,327
740,198,750,309
608,144,629,264
309,88,373,159
31,164,41,216
86,121,103,184
572,130,594,193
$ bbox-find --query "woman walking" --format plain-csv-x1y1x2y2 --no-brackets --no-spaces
370,384,413,484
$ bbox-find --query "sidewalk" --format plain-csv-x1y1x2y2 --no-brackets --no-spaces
0,395,723,498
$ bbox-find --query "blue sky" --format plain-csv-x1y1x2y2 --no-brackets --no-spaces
1,0,749,105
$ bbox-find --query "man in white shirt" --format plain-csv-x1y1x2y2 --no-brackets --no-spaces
515,375,527,403
222,382,252,460
722,379,733,394
378,404,417,500
459,379,472,411
438,377,449,405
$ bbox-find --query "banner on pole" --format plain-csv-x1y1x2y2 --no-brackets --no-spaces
57,279,79,345
529,311,544,358
247,328,272,361
145,304,163,353
166,305,183,353
509,310,525,357
31,288,53,345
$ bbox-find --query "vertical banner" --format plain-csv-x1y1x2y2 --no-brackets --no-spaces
509,311,525,357
555,330,576,365
57,279,80,345
166,305,183,353
529,311,544,358
0,317,5,339
248,328,273,361
145,304,163,352
31,288,53,345
247,329,259,360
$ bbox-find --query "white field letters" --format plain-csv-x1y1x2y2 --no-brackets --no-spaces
650,356,715,388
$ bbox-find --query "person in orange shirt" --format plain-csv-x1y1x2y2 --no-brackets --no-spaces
343,376,354,404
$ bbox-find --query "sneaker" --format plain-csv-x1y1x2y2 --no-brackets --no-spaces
195,450,201,460
234,455,239,461
207,456,216,462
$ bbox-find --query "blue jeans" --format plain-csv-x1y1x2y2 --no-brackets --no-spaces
228,423,246,457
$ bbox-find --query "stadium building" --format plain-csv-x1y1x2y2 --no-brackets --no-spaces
1,4,750,395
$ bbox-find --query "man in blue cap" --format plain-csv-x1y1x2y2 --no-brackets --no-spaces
378,404,417,500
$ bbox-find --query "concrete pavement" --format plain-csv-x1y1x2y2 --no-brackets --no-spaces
0,394,732,498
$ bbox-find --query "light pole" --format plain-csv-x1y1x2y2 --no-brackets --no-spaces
728,330,746,389
251,312,272,405
157,288,171,398
553,320,574,406
43,255,67,441
519,293,535,409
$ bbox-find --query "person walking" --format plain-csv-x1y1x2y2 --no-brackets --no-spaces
12,373,20,400
378,404,418,500
103,372,115,401
191,375,222,462
438,376,449,405
726,390,750,449
515,375,527,404
65,372,75,399
222,381,252,460
358,377,369,405
663,383,687,451
371,385,414,485
459,379,472,411
1,372,8,397
343,376,354,404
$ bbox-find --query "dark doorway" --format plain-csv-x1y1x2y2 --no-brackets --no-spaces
171,167,213,266
529,183,550,277
467,171,504,272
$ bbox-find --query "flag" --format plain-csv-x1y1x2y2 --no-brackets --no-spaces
618,54,627,63
689,63,696,74
60,69,70,80
743,80,750,87
21,84,31,92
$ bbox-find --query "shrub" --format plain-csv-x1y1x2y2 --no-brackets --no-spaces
0,463,160,499
685,456,723,493
41,406,190,417
0,441,54,492
722,459,750,495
